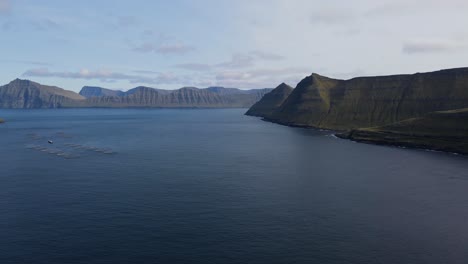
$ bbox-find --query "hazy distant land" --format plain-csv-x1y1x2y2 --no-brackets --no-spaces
0,79,272,109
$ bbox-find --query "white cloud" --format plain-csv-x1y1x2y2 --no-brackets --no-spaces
0,59,51,66
31,18,61,31
175,63,212,71
214,67,311,87
0,0,10,14
309,8,355,25
216,53,255,68
156,43,195,54
133,42,195,55
402,39,466,54
248,50,285,61
177,50,285,72
117,16,137,27
22,68,185,85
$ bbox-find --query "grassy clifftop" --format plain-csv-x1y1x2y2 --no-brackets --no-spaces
268,68,468,130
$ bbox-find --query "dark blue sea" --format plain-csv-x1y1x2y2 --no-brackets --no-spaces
1,108,468,264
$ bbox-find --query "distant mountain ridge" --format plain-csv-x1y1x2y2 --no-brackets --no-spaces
79,85,271,108
0,79,272,108
79,86,126,97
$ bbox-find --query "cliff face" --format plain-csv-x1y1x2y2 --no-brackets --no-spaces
268,68,468,130
0,79,85,108
0,79,271,108
243,67,468,154
337,108,468,154
245,83,293,118
79,86,125,97
80,86,271,108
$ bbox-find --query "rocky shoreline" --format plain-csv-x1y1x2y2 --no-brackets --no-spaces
259,116,468,156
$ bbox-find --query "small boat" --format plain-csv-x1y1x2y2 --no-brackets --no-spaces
48,140,53,144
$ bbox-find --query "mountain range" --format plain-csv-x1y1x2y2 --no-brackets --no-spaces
246,67,468,154
0,79,272,108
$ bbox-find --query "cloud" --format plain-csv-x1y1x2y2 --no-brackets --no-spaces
216,67,309,80
142,29,155,36
216,53,255,68
309,8,355,25
133,69,160,74
22,68,185,85
31,18,61,31
402,39,466,54
364,3,409,18
0,0,10,14
21,65,311,89
0,59,52,66
175,63,212,71
248,50,285,61
214,67,310,87
117,16,137,27
212,51,285,69
156,43,195,54
327,69,367,79
174,50,285,72
133,42,195,55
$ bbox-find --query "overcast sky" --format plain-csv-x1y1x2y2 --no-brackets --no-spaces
1,0,468,91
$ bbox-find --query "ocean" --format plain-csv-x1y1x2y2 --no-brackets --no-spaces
1,108,468,264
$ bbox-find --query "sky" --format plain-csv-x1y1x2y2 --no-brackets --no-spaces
1,0,468,92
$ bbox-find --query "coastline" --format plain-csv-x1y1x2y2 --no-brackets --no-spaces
252,115,468,156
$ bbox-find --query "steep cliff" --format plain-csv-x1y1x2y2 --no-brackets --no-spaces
268,68,468,130
0,79,85,108
337,108,468,154
245,83,293,118
79,86,125,97
80,86,271,108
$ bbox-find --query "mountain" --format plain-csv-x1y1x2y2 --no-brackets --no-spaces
337,108,468,154
246,67,468,154
81,86,271,108
0,79,85,108
0,79,271,108
245,83,293,118
79,86,125,97
262,68,468,130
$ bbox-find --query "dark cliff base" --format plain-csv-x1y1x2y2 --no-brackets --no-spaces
255,110,468,155
262,117,324,129
261,117,339,133
336,131,468,155
336,108,468,155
